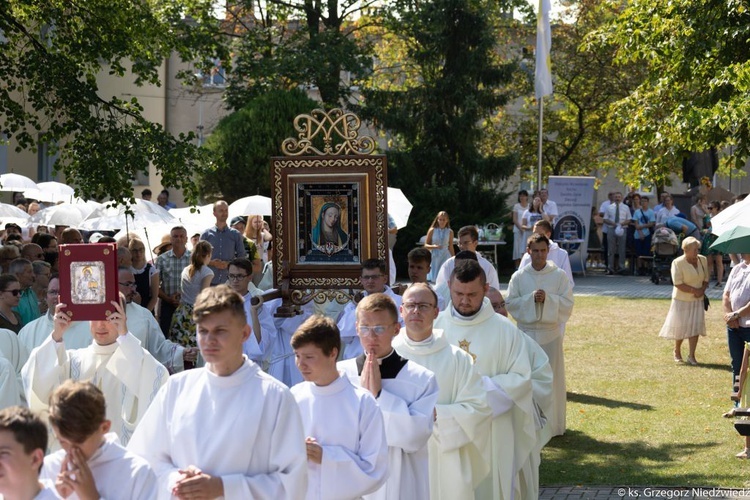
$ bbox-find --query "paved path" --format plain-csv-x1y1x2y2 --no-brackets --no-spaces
501,273,733,498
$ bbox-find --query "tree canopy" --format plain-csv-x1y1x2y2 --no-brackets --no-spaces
0,0,223,203
199,88,318,201
591,0,750,186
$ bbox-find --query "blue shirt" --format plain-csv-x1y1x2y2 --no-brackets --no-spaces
632,208,655,239
664,217,698,236
200,225,247,285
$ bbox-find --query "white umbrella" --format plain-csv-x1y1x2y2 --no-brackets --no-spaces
23,181,75,203
0,203,31,220
0,173,38,192
228,195,272,219
709,196,750,237
172,204,216,231
387,187,413,229
79,199,178,231
29,204,85,227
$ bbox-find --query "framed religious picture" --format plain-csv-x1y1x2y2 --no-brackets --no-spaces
271,161,388,290
58,243,119,321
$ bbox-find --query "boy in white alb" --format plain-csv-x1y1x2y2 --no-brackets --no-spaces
128,286,308,499
0,406,60,500
338,293,439,500
291,315,389,500
41,380,156,499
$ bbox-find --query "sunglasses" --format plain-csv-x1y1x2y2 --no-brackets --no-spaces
3,289,21,296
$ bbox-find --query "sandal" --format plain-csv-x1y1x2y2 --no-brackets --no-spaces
736,448,749,459
723,408,737,418
686,356,698,366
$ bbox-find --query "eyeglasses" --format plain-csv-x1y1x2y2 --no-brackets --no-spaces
2,289,21,296
361,274,384,281
228,273,248,281
118,281,137,288
402,302,435,313
357,325,392,337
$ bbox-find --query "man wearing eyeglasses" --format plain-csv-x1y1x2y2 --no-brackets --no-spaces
18,274,91,354
338,293,439,500
117,267,197,373
337,259,404,360
226,258,276,366
392,283,492,500
434,226,500,291
435,259,539,500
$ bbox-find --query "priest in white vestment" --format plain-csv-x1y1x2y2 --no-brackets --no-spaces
338,293,439,500
337,259,403,360
435,260,537,500
18,275,91,353
22,299,169,446
41,380,157,499
128,286,308,500
291,315,388,500
392,283,492,500
506,234,574,443
118,268,197,373
486,288,554,500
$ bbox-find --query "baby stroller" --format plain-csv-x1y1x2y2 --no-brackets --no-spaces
650,227,679,285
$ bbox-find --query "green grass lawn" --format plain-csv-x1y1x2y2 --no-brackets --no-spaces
540,295,750,487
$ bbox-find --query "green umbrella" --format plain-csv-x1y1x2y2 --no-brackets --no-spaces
710,225,750,254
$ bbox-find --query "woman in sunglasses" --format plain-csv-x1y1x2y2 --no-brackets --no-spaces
0,274,23,333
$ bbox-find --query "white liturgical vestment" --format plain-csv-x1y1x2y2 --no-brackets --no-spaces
124,302,185,373
392,330,492,500
435,299,537,500
18,313,91,352
291,374,389,500
22,333,168,445
506,261,574,441
338,351,439,500
41,432,157,500
128,358,308,500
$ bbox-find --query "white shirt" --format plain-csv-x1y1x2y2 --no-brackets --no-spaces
435,254,500,290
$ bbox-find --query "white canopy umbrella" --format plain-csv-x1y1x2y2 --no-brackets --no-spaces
709,196,750,237
0,173,38,192
23,181,75,203
29,204,86,227
172,204,216,231
387,187,413,229
228,196,272,220
0,203,31,220
79,199,178,232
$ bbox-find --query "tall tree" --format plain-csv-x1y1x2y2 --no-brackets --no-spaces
360,0,521,228
497,0,642,187
0,0,223,203
199,88,318,201
222,0,374,109
592,0,750,186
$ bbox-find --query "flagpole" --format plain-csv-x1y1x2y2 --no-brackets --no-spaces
537,97,544,191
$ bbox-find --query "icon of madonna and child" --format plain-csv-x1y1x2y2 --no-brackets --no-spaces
309,200,352,259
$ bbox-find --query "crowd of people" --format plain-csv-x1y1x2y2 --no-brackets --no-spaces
0,187,583,499
3,181,750,497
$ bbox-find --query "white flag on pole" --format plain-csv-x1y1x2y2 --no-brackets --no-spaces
535,0,553,99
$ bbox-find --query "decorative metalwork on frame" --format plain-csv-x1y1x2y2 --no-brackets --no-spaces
281,108,377,157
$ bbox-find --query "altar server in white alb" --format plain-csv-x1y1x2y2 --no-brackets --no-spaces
128,286,307,499
506,233,574,442
518,220,574,288
338,293,439,500
291,315,388,500
435,260,537,500
41,381,157,499
392,283,492,500
22,296,168,446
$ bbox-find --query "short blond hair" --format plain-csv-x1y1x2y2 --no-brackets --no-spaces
356,293,398,323
682,236,701,251
193,285,245,323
